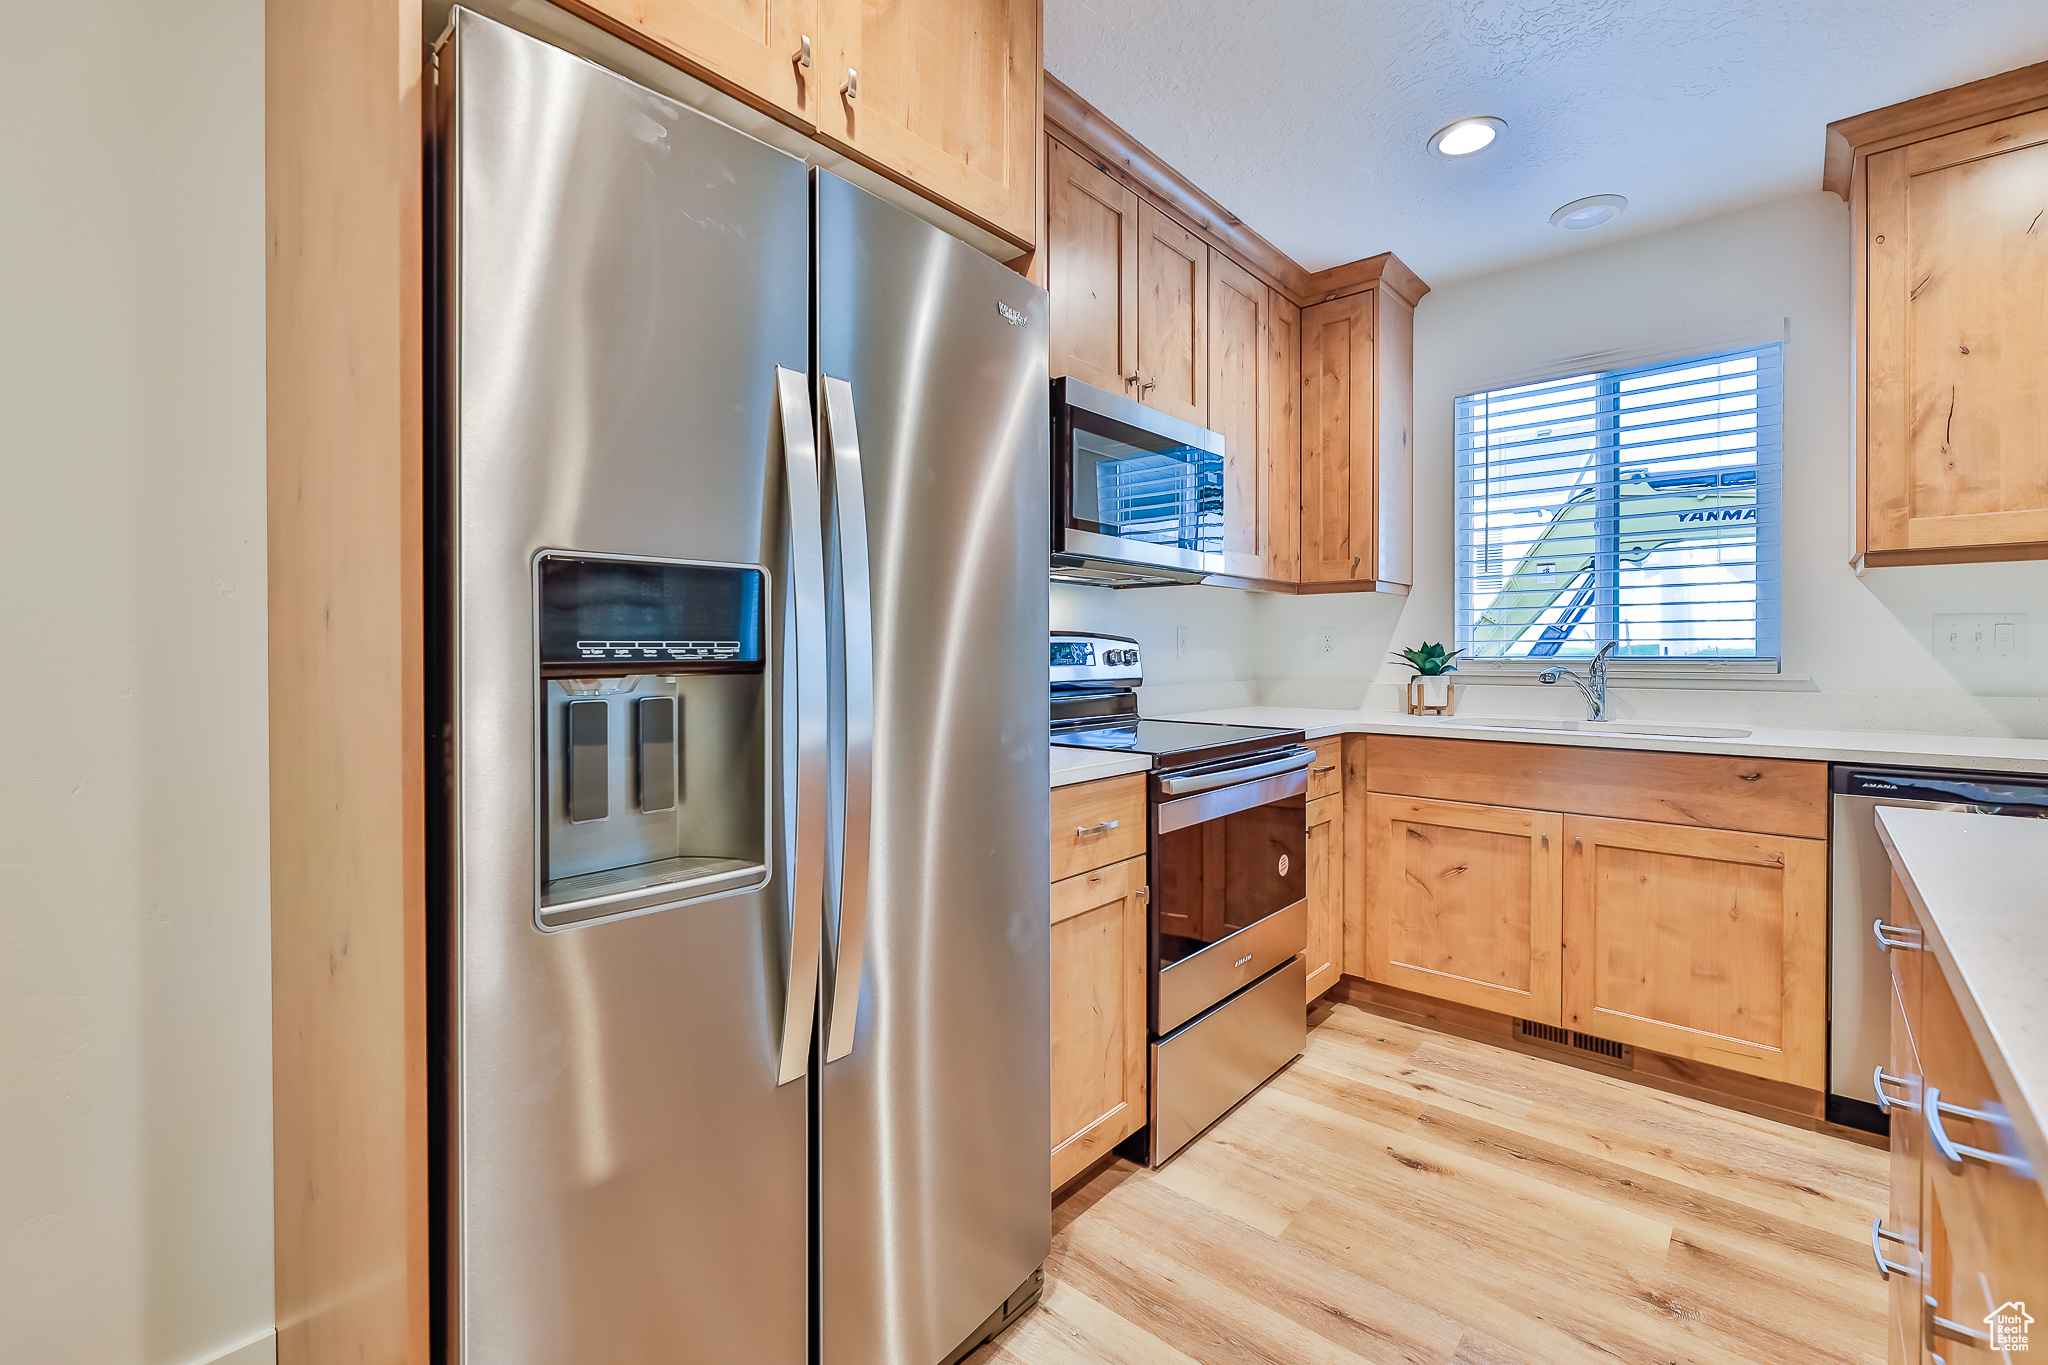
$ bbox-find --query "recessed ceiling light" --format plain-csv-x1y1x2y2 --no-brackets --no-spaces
1551,194,1628,230
1428,117,1506,159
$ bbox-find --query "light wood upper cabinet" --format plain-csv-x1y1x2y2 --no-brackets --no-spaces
1301,286,1414,589
1135,202,1208,425
813,0,1040,245
566,0,818,121
1049,854,1147,1191
1266,290,1303,583
1561,815,1826,1088
1364,793,1564,1024
1209,253,1269,579
1836,73,2048,564
1045,138,1138,396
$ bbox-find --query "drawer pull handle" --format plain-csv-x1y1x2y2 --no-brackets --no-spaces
1310,764,1336,774
1925,1087,2031,1173
1872,918,1921,953
1869,1217,1910,1280
1873,1066,1919,1115
1233,953,1253,968
1927,1297,1992,1347
1075,819,1120,838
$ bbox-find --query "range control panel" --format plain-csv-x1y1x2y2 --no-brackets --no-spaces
1050,630,1142,686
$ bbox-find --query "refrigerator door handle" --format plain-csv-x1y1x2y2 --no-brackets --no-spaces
821,374,874,1063
776,365,826,1085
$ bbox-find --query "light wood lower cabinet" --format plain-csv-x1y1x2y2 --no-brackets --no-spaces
1881,877,2048,1363
1360,736,1830,1087
1050,854,1147,1192
1364,794,1562,1024
1304,794,1341,1003
1561,816,1827,1088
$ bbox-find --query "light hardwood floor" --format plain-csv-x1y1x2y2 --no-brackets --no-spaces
973,999,1888,1365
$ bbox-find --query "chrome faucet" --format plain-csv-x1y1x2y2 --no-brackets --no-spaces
1539,641,1620,721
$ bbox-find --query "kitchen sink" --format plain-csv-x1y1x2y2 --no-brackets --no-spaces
1431,716,1753,740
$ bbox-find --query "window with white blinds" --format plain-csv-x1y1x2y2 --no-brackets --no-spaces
1454,344,1783,666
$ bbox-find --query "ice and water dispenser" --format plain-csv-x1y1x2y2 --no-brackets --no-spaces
536,553,768,927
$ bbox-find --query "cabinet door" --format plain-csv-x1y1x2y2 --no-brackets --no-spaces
1300,289,1376,584
568,0,817,122
1561,816,1827,1086
1209,253,1269,579
813,0,1039,245
1915,946,2048,1362
1135,202,1207,425
1304,792,1341,1003
1045,138,1138,396
1865,109,2048,558
1365,794,1563,1024
1050,855,1147,1191
1265,289,1303,582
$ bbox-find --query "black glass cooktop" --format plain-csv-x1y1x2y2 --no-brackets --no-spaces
1053,718,1304,772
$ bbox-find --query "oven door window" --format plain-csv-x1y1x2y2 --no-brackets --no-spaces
1155,789,1305,963
1067,409,1223,556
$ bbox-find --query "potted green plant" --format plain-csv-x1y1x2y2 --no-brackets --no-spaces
1391,642,1463,713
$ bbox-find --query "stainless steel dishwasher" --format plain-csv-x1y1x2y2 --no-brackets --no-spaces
1829,765,2048,1131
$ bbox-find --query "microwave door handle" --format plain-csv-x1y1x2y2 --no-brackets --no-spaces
820,375,873,1065
775,366,826,1085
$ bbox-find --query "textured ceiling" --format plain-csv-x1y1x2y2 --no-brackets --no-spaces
1045,0,2048,285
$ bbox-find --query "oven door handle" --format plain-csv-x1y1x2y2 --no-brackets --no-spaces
1156,748,1315,796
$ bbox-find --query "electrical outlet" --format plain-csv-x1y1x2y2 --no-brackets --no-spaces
1933,614,2027,658
1176,625,1189,659
1317,625,1338,656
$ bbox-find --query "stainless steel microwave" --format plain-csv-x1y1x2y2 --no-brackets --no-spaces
1050,376,1226,587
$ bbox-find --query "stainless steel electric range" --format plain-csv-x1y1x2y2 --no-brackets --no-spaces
1050,631,1311,1165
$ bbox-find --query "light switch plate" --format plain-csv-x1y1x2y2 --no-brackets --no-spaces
1176,625,1189,659
1933,614,2026,658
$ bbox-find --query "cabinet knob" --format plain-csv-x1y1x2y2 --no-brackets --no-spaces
796,34,812,68
1140,376,1157,395
843,68,859,101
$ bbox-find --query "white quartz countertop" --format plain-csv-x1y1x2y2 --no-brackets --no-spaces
1157,705,2048,774
1877,807,2048,1182
1050,744,1151,789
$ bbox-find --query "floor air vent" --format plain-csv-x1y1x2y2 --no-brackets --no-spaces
1516,1019,1630,1062
1571,1031,1627,1061
1516,1019,1570,1047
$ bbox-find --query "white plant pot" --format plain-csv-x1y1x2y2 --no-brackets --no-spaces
1421,676,1451,707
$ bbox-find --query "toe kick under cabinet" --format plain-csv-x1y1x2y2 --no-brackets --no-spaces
1360,735,1830,1089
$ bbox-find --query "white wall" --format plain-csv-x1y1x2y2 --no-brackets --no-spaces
1070,191,2048,736
0,3,275,1363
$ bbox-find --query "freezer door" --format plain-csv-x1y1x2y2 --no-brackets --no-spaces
439,12,812,1363
815,170,1054,1365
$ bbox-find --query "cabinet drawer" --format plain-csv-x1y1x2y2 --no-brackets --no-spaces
1051,774,1146,881
1364,734,1827,839
1307,738,1343,802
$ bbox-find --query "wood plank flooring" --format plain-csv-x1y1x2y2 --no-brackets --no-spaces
971,1000,1888,1365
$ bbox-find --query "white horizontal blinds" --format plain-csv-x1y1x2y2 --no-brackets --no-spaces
1455,345,1783,662
1093,446,1224,554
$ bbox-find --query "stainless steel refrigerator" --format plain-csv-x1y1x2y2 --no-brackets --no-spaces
432,11,1051,1363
